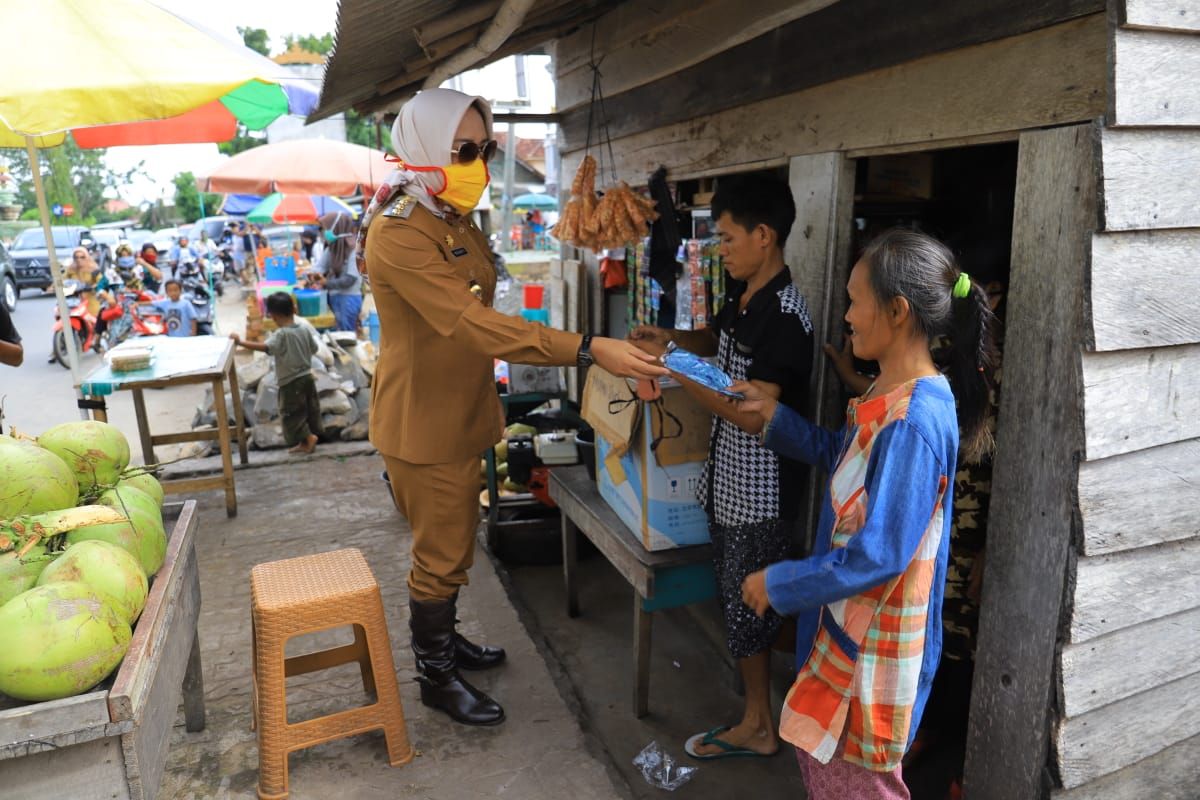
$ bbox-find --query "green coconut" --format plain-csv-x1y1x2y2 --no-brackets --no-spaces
0,545,52,606
0,581,132,701
0,441,79,521
38,541,148,625
67,486,166,577
120,471,164,508
37,421,131,494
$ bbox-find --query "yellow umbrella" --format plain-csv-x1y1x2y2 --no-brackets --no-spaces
0,0,296,395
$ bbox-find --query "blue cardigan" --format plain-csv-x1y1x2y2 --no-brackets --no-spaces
761,376,958,746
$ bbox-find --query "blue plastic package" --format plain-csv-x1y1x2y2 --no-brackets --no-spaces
661,342,743,399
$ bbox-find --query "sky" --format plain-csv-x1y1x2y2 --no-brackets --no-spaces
106,1,556,207
106,0,340,206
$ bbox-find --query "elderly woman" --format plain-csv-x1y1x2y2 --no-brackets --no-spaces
362,88,665,727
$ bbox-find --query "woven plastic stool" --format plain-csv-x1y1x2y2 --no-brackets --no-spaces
250,548,413,800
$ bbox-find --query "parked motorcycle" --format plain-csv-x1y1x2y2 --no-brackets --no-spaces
177,260,215,336
104,288,166,347
51,280,105,368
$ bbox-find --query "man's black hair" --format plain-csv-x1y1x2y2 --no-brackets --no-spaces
164,278,181,290
711,174,796,249
265,292,296,316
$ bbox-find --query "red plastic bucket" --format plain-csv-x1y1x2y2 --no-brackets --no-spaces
522,283,545,308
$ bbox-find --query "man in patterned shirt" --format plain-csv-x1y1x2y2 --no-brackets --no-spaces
632,174,814,759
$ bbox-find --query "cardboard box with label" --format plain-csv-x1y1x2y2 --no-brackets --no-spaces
581,367,712,551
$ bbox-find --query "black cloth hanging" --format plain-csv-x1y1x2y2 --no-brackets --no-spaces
647,166,682,326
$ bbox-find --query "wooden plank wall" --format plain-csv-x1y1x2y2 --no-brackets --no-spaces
556,13,1107,186
962,123,1094,800
1053,5,1200,798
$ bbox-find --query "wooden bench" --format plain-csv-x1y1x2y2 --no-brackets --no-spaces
549,466,716,717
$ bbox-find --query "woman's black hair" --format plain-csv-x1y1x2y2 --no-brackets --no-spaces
860,228,999,461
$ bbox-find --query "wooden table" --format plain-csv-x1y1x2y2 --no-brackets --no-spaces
83,336,248,518
0,501,206,800
550,466,716,717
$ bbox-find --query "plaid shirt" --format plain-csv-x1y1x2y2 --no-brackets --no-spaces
762,377,957,771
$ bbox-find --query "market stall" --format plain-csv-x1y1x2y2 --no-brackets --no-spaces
81,336,248,518
313,1,1200,797
0,501,204,799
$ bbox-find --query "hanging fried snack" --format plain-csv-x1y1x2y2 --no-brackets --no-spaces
581,190,600,235
571,155,595,197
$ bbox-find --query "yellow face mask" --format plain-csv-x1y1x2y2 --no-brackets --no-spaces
434,157,490,214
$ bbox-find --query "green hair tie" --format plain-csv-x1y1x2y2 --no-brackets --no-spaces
952,272,972,299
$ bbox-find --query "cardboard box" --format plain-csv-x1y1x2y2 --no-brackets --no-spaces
581,368,712,551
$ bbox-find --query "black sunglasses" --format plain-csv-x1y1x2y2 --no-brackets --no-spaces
450,139,497,164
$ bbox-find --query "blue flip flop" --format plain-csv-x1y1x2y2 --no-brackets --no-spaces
684,726,778,760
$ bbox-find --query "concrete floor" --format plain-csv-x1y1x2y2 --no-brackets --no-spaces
500,550,804,799
158,454,625,800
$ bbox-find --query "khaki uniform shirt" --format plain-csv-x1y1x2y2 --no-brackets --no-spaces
366,196,582,464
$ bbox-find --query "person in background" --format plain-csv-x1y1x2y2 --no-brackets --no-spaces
299,227,323,265
631,174,814,761
198,230,216,260
311,212,362,332
113,243,140,288
137,242,163,293
144,279,197,337
733,229,999,800
229,225,246,275
168,234,202,277
363,87,666,728
230,292,321,454
0,298,22,367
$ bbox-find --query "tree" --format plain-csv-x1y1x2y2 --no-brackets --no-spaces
239,26,270,57
217,128,268,157
173,172,220,223
345,110,385,150
2,136,142,221
283,32,333,55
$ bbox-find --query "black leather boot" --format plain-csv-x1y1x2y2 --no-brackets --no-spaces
454,620,506,671
409,597,505,726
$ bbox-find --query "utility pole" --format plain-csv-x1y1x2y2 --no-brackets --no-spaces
499,121,518,252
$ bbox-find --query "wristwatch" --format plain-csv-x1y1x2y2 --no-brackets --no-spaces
576,334,595,367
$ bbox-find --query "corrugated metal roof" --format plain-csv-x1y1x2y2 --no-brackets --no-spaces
313,0,624,121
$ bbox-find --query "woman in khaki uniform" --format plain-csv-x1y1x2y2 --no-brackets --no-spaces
361,89,665,726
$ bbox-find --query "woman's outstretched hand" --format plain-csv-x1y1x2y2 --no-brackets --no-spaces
742,569,771,617
627,325,670,358
591,337,669,380
727,381,779,426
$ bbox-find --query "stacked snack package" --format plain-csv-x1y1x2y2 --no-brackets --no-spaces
704,238,725,319
688,239,708,329
674,243,693,331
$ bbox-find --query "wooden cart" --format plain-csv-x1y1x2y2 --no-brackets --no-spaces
0,501,205,800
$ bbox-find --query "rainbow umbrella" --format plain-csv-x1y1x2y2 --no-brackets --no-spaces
246,194,358,224
0,0,319,393
0,1,317,149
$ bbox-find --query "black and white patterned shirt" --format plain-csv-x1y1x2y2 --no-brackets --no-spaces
698,269,814,527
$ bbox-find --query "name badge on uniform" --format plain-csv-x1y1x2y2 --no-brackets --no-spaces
451,247,469,258
383,195,415,218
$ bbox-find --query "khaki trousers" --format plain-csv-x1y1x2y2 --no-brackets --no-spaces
382,454,481,601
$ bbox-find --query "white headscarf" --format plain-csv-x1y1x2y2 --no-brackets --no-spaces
356,89,493,275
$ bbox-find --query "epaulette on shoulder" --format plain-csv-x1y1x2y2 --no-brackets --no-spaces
382,194,416,219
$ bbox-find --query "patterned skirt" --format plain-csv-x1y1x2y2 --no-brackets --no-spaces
708,517,792,659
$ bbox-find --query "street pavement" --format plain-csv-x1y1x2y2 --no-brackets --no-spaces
1,288,242,462
158,453,625,800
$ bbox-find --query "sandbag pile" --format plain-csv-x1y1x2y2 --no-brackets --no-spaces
188,326,378,452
